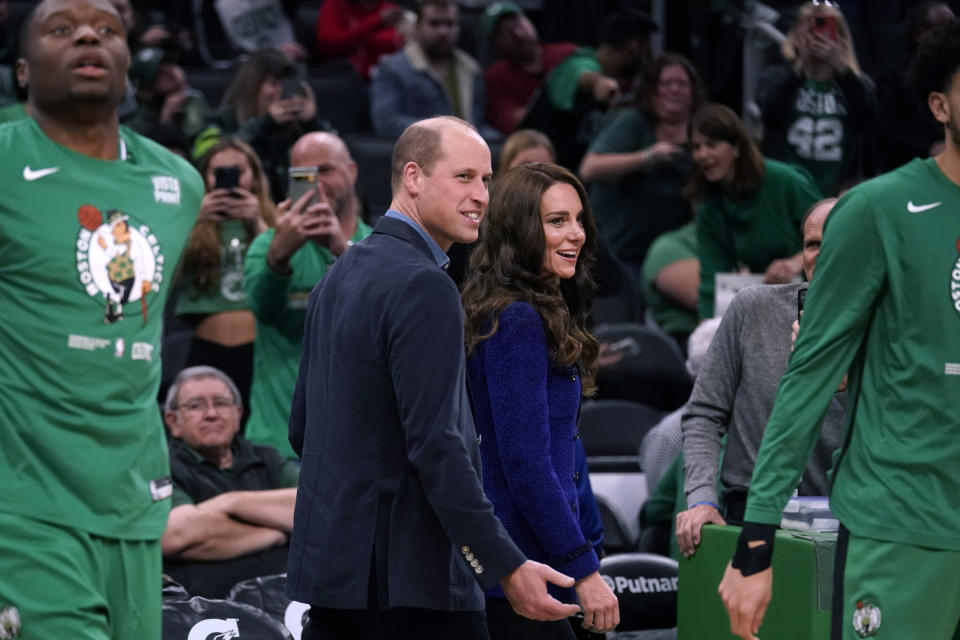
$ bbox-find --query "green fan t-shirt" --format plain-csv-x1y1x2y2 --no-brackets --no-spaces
0,118,203,540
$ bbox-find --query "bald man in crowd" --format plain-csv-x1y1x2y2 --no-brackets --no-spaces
243,131,372,459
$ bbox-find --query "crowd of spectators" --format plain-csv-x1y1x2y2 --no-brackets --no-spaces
2,0,954,623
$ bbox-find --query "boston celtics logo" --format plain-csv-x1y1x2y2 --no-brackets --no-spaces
75,204,165,324
952,238,960,317
852,600,882,638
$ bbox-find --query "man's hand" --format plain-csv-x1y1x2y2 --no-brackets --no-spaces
592,76,620,104
266,189,318,272
676,504,726,558
500,560,581,621
303,191,348,256
718,562,773,640
764,256,802,284
574,571,619,633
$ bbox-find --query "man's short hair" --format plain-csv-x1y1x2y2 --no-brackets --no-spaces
416,0,457,20
164,366,242,412
909,17,960,101
390,116,477,192
599,8,658,48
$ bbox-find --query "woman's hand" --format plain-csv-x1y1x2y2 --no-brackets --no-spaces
198,189,233,222
644,140,684,166
574,571,620,633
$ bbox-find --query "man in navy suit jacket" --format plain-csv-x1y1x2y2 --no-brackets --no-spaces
287,116,581,639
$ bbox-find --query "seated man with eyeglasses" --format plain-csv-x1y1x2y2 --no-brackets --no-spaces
161,365,299,598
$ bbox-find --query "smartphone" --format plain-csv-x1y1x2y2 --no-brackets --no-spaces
214,166,240,191
798,287,807,322
812,15,838,41
281,66,306,99
287,166,318,207
607,336,641,358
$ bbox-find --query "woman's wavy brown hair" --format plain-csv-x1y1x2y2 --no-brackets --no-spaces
684,103,765,204
462,163,600,395
182,137,276,294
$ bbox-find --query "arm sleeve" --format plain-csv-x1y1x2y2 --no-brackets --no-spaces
370,61,418,138
836,70,879,126
388,271,526,588
681,302,743,506
483,304,599,579
757,66,804,129
744,190,886,523
315,0,388,58
545,52,601,112
696,200,736,319
243,230,293,327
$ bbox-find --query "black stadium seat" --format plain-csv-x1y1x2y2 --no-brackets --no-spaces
345,133,396,216
600,552,679,631
594,323,693,411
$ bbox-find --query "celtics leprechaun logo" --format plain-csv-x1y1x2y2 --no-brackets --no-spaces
75,204,165,324
952,238,960,317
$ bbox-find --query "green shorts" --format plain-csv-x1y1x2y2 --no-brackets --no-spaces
833,525,960,640
0,511,161,640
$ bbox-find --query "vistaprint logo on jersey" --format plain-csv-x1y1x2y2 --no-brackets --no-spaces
152,175,181,205
74,204,166,324
951,238,960,318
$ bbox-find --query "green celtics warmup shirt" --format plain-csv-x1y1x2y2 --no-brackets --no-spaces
745,157,960,551
0,119,203,540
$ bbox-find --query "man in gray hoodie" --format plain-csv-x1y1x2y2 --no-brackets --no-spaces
675,198,845,557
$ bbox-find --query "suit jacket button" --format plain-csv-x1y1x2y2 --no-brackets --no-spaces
570,375,577,382
475,565,484,574
573,431,580,441
466,553,474,561
573,471,580,481
470,559,479,567
461,546,470,555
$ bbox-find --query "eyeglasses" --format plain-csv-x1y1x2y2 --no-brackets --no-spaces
179,396,237,413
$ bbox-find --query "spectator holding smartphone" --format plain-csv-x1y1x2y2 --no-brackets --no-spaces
176,138,275,414
194,48,332,201
243,131,372,459
758,1,877,196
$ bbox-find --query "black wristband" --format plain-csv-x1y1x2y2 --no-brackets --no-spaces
731,522,777,576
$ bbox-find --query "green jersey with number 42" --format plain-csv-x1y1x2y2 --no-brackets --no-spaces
784,78,849,196
0,118,203,540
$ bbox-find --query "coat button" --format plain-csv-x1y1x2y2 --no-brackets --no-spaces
470,559,479,567
476,434,482,445
475,565,484,574
461,546,470,555
466,553,474,561
573,431,580,441
573,471,580,481
570,375,577,382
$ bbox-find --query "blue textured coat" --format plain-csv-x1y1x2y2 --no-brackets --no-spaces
467,301,600,602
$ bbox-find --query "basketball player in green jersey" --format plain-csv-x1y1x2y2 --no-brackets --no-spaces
0,0,202,638
718,17,960,640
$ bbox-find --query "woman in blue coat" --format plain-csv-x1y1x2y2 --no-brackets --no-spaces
461,163,619,639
